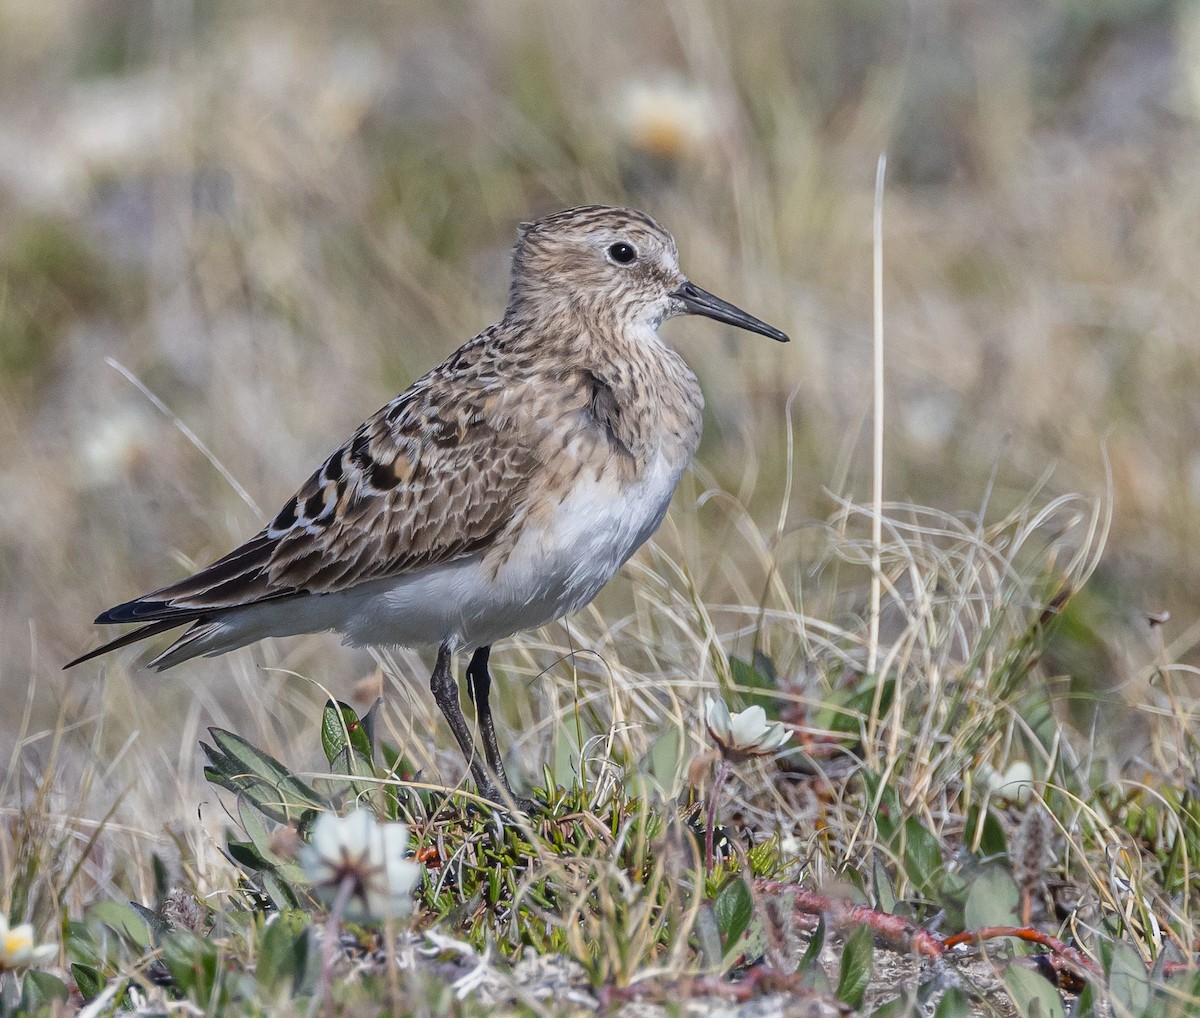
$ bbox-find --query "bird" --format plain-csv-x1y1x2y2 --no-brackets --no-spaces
67,205,788,807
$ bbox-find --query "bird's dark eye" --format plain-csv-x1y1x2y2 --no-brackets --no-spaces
607,242,637,265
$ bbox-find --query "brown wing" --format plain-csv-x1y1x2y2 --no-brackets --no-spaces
86,346,537,629
260,381,530,594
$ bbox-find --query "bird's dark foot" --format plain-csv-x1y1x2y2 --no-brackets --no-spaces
476,783,543,817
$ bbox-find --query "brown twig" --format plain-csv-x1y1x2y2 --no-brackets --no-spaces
941,924,1100,977
1158,960,1200,980
739,879,1200,1002
754,878,943,959
595,879,1200,1009
755,878,1110,992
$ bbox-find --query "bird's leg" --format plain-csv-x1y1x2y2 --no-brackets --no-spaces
429,643,490,792
466,646,540,814
466,646,511,792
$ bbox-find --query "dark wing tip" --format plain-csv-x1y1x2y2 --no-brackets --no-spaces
95,598,176,626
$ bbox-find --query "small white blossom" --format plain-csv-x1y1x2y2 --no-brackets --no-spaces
614,75,719,159
705,697,792,761
300,808,420,921
77,409,152,487
0,915,56,970
978,760,1036,806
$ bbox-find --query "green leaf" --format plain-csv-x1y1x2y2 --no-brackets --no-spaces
230,803,307,880
712,876,754,955
900,816,944,898
162,931,220,1006
645,724,683,793
807,964,833,995
1005,964,1066,1018
815,675,895,738
1146,969,1200,1018
227,840,273,872
840,866,870,903
63,920,101,969
203,728,328,824
127,900,171,943
380,741,401,773
1067,979,1096,1018
70,963,104,1002
260,871,303,912
257,911,312,994
320,700,373,770
151,854,170,900
933,987,971,1018
873,854,896,914
229,799,310,892
747,837,781,881
868,781,900,844
1107,940,1151,1017
84,901,152,952
872,993,919,1018
752,650,778,682
966,804,1009,861
694,902,724,969
729,656,778,714
360,697,384,756
20,970,69,1008
964,867,1020,930
551,716,585,789
238,798,284,864
836,923,874,1009
799,915,825,974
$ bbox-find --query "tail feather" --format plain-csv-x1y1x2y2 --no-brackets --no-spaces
147,619,230,671
71,531,306,669
63,618,196,669
67,611,275,672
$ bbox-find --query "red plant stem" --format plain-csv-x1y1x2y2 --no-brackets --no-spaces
755,879,1112,983
604,880,1198,1007
1162,960,1200,978
754,878,942,958
942,925,1100,975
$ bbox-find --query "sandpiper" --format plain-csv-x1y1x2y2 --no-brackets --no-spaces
68,205,788,805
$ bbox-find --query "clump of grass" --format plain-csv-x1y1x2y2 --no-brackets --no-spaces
8,458,1200,1015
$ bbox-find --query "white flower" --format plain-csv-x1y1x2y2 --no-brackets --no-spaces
77,408,152,487
613,75,719,159
705,697,792,761
300,809,420,921
981,760,1036,806
0,915,56,970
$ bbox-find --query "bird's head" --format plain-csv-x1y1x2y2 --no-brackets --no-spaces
507,205,788,344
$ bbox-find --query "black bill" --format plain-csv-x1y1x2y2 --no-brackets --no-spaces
672,280,789,343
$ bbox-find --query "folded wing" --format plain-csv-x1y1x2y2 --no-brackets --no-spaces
67,351,535,668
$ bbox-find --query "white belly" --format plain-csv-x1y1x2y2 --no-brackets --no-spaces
174,451,690,665
328,449,686,650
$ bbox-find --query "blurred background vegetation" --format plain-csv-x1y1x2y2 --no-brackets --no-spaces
2,0,1198,763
